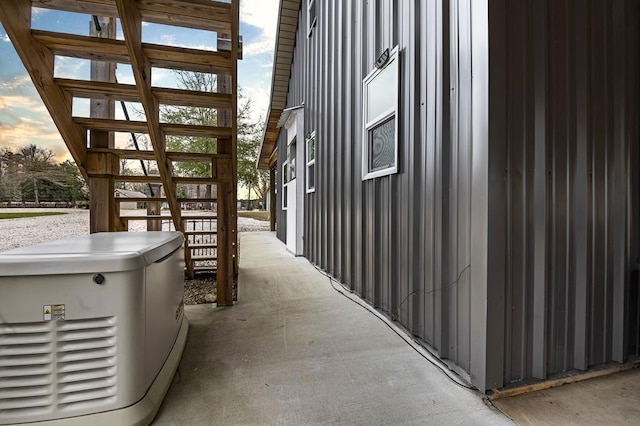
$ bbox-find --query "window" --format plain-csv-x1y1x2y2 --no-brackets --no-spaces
288,137,297,180
307,0,317,37
362,46,400,180
306,131,316,193
282,160,288,210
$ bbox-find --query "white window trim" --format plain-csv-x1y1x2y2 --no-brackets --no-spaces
361,46,400,181
306,131,316,193
282,160,288,210
307,0,317,37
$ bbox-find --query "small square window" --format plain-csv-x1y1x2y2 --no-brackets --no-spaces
306,131,316,193
362,46,400,180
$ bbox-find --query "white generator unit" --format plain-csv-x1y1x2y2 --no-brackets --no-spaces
0,231,188,426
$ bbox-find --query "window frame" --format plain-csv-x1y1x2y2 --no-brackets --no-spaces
282,160,288,210
361,46,400,180
307,0,317,37
306,131,316,193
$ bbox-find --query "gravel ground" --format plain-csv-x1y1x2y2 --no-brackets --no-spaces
0,208,268,304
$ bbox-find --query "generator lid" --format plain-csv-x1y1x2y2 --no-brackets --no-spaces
0,231,184,276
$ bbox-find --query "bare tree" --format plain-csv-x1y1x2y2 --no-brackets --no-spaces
16,145,65,205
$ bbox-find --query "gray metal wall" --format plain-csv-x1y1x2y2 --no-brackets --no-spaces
489,0,640,383
275,0,640,391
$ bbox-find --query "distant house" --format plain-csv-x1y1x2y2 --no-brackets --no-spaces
259,1,640,392
114,189,146,210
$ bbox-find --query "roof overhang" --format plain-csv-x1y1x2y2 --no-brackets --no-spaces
257,0,300,169
277,104,304,128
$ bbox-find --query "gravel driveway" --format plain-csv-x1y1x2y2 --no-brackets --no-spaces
0,208,269,252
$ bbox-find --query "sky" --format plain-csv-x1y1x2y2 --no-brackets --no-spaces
0,0,279,162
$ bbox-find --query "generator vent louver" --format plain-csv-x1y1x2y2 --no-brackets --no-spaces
56,317,118,413
0,317,117,422
0,321,54,419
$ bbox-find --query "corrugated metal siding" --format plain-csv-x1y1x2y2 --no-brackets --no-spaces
274,0,640,390
277,0,481,381
489,0,640,384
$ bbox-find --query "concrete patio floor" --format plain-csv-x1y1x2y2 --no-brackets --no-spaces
153,231,511,425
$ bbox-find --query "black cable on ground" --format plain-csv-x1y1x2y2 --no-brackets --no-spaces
309,260,476,392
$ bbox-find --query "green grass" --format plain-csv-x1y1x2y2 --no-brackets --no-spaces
0,212,68,220
237,211,270,221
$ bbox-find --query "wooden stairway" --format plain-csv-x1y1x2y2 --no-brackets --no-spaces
0,0,239,304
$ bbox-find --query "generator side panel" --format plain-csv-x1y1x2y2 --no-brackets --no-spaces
0,270,146,425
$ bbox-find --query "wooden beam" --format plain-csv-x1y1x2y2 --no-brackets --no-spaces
32,0,232,33
155,88,232,109
115,0,183,232
56,78,139,102
75,117,233,139
33,30,233,74
115,175,163,183
163,123,232,138
0,0,87,178
88,147,231,163
57,78,233,108
74,117,148,133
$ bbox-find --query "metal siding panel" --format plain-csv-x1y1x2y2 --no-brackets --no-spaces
491,0,640,386
326,0,334,275
273,0,640,393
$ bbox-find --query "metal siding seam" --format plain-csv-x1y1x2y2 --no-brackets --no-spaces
573,0,589,371
531,0,548,380
611,0,628,363
433,0,447,349
488,0,508,388
468,0,491,391
354,0,363,296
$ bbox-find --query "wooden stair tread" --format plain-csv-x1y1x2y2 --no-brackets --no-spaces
58,78,232,109
191,255,218,261
115,175,163,183
193,266,217,271
173,177,219,184
115,197,165,203
182,215,217,220
32,0,233,34
184,230,218,235
120,215,172,220
88,147,231,163
33,30,233,74
188,244,218,249
75,117,233,138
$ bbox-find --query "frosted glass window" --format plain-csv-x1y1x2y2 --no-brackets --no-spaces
362,46,400,180
366,59,397,123
306,132,316,193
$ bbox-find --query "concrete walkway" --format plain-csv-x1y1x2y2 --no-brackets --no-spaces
154,231,511,425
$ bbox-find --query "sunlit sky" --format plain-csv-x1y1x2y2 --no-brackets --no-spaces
0,0,279,162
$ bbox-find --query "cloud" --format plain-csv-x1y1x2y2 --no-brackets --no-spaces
240,84,270,124
0,95,48,115
0,118,68,162
240,0,279,56
0,75,69,161
2,33,10,43
243,38,275,56
0,75,32,91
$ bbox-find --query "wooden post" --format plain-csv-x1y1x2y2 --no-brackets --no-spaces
215,7,238,305
87,152,125,232
270,166,276,231
88,16,118,233
147,183,162,231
